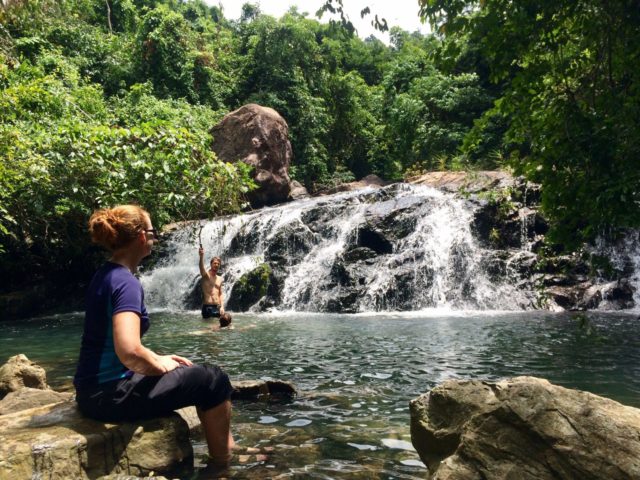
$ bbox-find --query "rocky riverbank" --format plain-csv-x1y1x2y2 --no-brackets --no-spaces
4,355,639,480
0,355,295,479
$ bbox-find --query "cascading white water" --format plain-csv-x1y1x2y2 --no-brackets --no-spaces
141,184,536,312
594,230,640,310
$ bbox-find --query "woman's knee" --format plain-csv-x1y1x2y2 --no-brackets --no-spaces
179,364,212,385
190,365,233,409
179,364,231,394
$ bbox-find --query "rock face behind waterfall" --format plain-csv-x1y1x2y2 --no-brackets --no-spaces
211,103,293,207
410,377,640,479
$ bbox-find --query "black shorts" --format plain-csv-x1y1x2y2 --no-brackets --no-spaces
201,304,221,319
75,364,233,423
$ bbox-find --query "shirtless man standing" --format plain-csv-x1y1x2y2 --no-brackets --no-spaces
199,247,225,319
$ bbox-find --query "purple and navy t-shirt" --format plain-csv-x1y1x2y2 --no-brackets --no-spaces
73,262,150,390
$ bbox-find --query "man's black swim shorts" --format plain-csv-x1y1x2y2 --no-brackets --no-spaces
202,303,221,319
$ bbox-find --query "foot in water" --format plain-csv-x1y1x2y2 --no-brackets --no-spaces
194,461,229,479
234,445,274,464
195,445,274,478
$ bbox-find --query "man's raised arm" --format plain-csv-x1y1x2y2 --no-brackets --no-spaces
198,247,209,279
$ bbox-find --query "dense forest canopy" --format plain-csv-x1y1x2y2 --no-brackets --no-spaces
0,0,638,291
418,0,640,247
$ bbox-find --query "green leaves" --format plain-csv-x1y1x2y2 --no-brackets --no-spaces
421,0,640,247
0,46,253,287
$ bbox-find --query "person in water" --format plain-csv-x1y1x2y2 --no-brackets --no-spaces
73,205,234,465
199,247,225,320
211,312,233,331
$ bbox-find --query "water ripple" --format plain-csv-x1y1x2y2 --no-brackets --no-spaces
3,310,640,479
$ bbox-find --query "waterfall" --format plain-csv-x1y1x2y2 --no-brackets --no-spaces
594,231,640,309
141,183,537,312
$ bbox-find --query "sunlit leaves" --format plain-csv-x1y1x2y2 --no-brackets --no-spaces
0,48,253,286
421,0,640,247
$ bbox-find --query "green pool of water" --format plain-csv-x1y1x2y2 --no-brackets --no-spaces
2,310,639,479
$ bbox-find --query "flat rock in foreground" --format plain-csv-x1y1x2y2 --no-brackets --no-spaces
0,400,191,480
0,377,296,479
410,376,640,479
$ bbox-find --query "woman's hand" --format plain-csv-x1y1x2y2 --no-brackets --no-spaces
157,355,180,373
158,354,193,373
170,354,193,367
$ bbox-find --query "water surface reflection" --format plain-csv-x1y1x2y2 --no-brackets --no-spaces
2,310,639,478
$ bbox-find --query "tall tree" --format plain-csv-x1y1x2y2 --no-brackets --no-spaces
419,0,640,246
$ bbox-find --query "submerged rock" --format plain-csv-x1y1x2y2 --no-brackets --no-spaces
232,379,297,400
410,376,640,479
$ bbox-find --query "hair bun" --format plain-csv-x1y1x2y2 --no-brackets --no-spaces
88,205,149,252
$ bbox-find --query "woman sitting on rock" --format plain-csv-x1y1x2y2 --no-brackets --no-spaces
73,205,234,465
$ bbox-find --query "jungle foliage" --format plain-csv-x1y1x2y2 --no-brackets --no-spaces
418,0,640,247
0,0,497,289
1,0,637,289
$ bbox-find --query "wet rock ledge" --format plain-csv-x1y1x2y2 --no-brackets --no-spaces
0,355,295,479
410,376,640,479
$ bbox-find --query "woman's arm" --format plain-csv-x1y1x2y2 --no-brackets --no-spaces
113,312,191,375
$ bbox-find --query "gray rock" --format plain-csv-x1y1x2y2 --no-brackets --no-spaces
226,263,273,311
598,279,635,310
410,376,640,480
408,170,515,194
264,220,317,267
0,354,49,398
289,180,309,200
211,103,293,207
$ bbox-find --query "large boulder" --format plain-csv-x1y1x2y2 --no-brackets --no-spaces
410,376,640,480
0,400,192,479
0,354,49,398
211,103,293,207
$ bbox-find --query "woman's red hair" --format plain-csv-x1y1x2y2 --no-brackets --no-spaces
88,205,149,251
